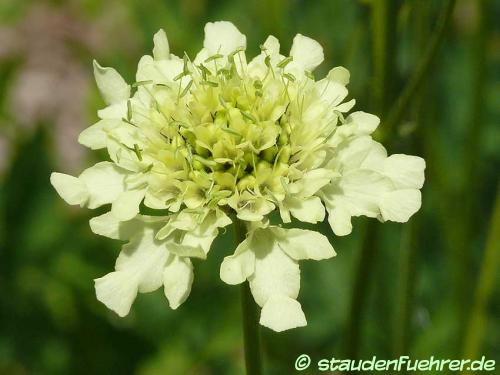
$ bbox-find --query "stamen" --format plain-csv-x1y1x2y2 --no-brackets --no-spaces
240,110,257,123
204,54,224,63
132,80,154,87
180,80,193,98
277,56,293,69
133,144,143,161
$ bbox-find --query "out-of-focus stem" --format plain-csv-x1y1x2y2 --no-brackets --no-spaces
393,218,420,358
392,2,430,358
445,0,489,350
371,0,397,116
377,0,456,142
462,186,500,364
461,1,491,361
345,223,379,359
235,218,263,375
344,0,397,361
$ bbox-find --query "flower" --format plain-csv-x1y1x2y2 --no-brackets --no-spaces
50,21,425,331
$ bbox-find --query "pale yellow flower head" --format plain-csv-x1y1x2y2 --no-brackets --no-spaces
50,21,425,331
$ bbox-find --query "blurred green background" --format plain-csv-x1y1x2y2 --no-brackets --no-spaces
0,0,499,374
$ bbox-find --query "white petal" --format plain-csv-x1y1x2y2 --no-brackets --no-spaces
94,271,138,317
289,168,332,197
380,189,422,222
163,256,193,309
97,101,128,120
153,29,170,60
115,229,169,293
260,295,307,332
50,172,88,205
335,98,356,112
93,60,130,105
384,155,426,189
248,229,300,307
203,21,246,55
335,136,387,171
290,33,324,71
323,135,425,231
273,228,336,261
168,239,207,259
220,240,255,285
111,189,145,221
334,170,392,218
168,210,200,232
95,227,174,316
327,66,350,85
321,171,386,234
316,80,348,107
327,206,353,236
263,35,280,55
136,55,184,83
89,212,144,240
79,162,127,209
288,196,325,224
78,119,120,150
346,111,380,135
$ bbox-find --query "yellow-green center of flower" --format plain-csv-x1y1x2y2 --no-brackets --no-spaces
129,49,322,216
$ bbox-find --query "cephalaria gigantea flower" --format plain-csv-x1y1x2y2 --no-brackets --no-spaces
51,21,425,332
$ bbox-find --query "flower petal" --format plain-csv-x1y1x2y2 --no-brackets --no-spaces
289,168,332,197
94,271,138,317
327,206,353,236
97,101,128,120
288,196,326,224
203,21,246,55
322,136,425,233
153,29,170,60
327,66,350,85
115,229,170,293
273,228,336,261
346,111,380,135
89,212,146,240
248,229,300,307
93,60,130,105
263,35,280,55
260,295,307,332
384,154,426,189
290,34,324,71
50,172,88,206
316,80,348,107
220,240,255,285
111,189,145,221
168,238,207,259
79,162,127,209
78,119,123,150
380,189,422,222
163,256,193,309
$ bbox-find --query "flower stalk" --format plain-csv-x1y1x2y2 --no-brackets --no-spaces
234,218,263,375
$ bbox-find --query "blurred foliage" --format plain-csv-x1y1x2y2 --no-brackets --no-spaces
0,0,499,374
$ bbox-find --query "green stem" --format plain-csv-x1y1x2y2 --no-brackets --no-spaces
371,0,397,116
377,0,456,142
234,218,263,375
392,2,431,359
455,0,488,346
462,186,500,363
393,217,420,358
344,223,379,359
344,0,397,360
